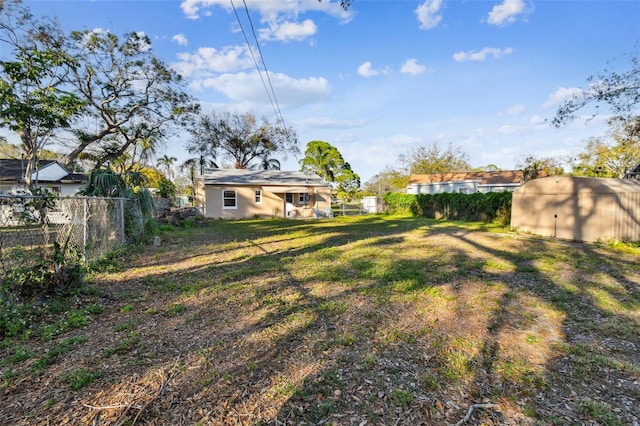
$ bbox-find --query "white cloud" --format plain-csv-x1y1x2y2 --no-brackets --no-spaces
357,61,390,78
195,71,331,108
131,31,152,52
487,0,531,26
543,87,583,109
172,33,188,46
180,0,225,20
502,103,527,116
180,0,351,22
172,45,255,77
453,47,513,62
78,28,110,47
496,125,519,135
295,117,367,129
415,0,443,30
357,62,378,78
400,59,428,75
259,19,317,42
529,115,546,125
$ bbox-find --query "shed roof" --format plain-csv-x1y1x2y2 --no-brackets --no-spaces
202,168,329,187
514,176,640,195
409,170,524,185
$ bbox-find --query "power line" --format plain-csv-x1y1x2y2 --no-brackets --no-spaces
229,0,288,130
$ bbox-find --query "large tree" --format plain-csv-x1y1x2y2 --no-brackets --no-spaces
63,30,199,169
516,155,564,182
399,142,471,175
1,5,198,186
553,52,640,127
300,140,344,181
186,111,298,169
300,140,361,200
362,166,409,198
571,117,640,178
334,162,360,201
0,5,85,187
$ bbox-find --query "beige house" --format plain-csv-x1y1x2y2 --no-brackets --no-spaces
407,171,524,194
511,176,640,242
197,169,332,219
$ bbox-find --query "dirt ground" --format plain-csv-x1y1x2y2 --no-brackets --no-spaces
1,216,639,425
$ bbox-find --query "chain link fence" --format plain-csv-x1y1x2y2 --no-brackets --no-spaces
0,195,143,277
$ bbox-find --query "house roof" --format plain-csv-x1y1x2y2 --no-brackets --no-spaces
1,159,52,182
409,170,524,186
202,168,330,187
623,162,640,179
0,159,86,183
514,176,640,195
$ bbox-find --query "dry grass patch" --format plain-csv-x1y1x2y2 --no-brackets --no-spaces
1,215,638,425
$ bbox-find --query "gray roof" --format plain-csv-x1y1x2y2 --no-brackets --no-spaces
202,168,329,187
0,159,54,182
0,159,86,183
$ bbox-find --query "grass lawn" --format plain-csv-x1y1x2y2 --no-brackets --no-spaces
1,215,639,425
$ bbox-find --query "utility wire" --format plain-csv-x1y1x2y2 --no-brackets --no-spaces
229,0,287,130
240,0,288,130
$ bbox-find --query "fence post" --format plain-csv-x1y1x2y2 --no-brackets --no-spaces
83,197,88,261
119,199,125,243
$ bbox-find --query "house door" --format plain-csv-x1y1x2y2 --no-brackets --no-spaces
285,193,295,217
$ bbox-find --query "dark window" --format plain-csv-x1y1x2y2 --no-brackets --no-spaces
223,190,237,208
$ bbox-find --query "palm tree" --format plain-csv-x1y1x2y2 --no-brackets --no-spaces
254,154,281,170
180,156,218,200
79,167,155,222
156,154,177,179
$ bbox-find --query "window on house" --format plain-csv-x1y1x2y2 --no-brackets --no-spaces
285,193,294,204
223,190,237,209
298,193,309,205
255,190,262,204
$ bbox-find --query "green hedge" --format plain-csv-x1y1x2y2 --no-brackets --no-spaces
384,191,512,224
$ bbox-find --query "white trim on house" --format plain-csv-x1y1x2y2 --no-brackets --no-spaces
222,189,237,209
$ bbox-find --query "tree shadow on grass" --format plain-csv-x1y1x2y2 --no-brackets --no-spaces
438,230,640,424
2,216,639,425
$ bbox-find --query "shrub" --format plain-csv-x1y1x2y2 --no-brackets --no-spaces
384,191,512,223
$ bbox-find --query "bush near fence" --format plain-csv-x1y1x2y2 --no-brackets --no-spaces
384,191,512,224
1,195,146,299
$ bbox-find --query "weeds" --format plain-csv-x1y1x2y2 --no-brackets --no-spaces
40,309,92,342
2,216,639,424
578,399,625,426
65,368,103,391
103,331,142,358
31,336,87,374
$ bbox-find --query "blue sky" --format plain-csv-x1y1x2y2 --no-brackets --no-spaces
11,0,640,182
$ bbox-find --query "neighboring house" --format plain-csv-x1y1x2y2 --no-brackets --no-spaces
407,170,524,195
197,169,332,219
511,176,640,242
0,159,87,196
623,163,640,180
